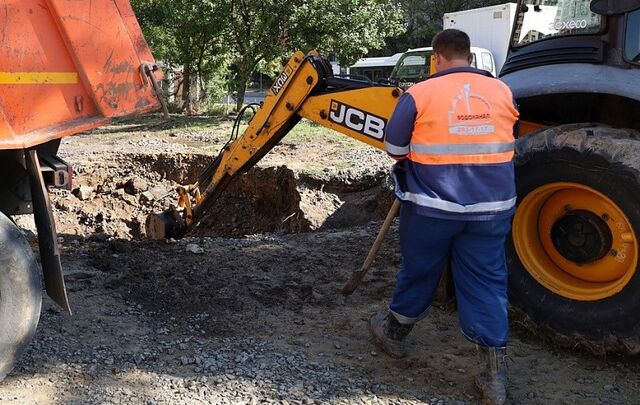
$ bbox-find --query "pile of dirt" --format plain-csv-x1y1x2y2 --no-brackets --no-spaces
20,153,394,240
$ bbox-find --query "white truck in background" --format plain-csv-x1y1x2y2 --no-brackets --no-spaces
444,3,518,74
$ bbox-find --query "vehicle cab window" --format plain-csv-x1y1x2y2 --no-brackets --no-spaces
389,51,433,87
481,52,494,73
626,9,640,63
513,1,602,46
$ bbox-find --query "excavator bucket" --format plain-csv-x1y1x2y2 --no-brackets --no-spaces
0,0,164,150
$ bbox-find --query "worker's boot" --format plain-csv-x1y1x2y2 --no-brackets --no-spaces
475,346,508,405
368,311,414,359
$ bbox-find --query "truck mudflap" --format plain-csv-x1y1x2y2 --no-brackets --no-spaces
25,150,71,314
0,0,163,150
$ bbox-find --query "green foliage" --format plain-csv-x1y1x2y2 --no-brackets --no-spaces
199,56,231,105
291,0,405,66
221,0,291,109
202,103,232,116
218,0,404,108
131,0,229,110
132,0,505,112
132,0,227,63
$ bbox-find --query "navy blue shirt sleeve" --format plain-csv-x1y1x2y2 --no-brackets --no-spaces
384,92,417,159
512,97,520,138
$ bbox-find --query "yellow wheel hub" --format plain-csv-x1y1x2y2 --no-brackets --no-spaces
513,182,638,301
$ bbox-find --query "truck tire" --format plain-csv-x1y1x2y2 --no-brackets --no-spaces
0,212,42,380
507,125,640,353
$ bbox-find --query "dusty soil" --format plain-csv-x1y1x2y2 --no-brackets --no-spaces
3,115,640,404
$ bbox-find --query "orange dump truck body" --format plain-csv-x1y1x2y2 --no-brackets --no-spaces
0,0,161,150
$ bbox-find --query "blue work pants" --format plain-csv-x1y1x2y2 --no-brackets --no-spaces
389,203,512,347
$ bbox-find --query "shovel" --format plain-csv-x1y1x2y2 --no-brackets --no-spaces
341,198,401,296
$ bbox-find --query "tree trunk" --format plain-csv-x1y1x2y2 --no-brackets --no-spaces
182,64,193,115
235,78,248,111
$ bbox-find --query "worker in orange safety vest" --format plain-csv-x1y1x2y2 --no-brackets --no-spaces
369,29,520,405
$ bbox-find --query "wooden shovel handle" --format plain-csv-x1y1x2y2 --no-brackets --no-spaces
341,199,401,296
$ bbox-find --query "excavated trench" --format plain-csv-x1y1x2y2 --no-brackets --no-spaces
39,153,395,240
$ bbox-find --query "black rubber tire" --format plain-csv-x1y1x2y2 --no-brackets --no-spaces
0,212,42,380
507,125,640,353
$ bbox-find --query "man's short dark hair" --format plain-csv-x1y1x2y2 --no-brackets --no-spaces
432,29,472,61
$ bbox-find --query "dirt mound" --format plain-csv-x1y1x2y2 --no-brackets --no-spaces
19,153,394,239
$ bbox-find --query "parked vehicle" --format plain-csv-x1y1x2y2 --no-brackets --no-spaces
348,54,403,81
444,3,518,73
0,0,163,380
500,0,640,352
389,46,496,88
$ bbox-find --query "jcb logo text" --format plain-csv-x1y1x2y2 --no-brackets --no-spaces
328,101,386,140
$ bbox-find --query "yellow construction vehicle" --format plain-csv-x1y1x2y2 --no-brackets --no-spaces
500,0,640,353
150,0,640,354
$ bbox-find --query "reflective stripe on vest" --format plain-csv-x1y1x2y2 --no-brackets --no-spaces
410,141,514,155
406,73,518,166
395,183,517,213
408,141,514,165
385,140,410,156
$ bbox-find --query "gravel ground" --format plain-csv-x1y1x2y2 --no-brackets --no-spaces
2,228,639,405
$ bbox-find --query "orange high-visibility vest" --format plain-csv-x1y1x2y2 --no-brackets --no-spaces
406,72,518,166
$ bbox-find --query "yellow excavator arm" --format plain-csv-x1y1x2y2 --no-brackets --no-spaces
146,50,403,239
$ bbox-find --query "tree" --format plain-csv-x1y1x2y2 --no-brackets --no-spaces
132,0,508,114
133,0,404,111
379,0,506,55
291,0,405,66
131,0,229,113
224,0,405,109
223,0,292,110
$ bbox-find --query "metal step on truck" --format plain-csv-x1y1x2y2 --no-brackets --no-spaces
0,0,164,380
